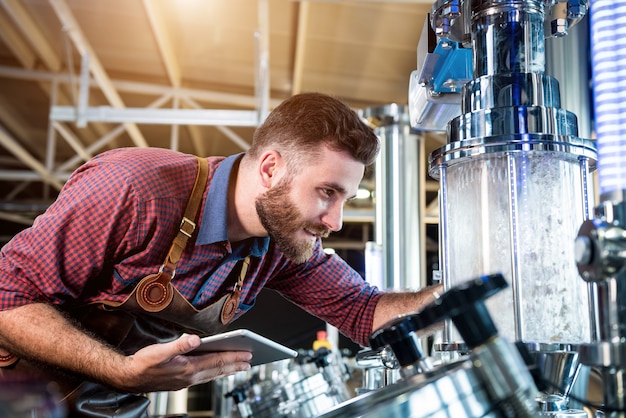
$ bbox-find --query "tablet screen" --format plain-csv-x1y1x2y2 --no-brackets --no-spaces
193,329,298,366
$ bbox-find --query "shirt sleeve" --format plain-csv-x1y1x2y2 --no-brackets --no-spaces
0,159,141,309
266,244,382,347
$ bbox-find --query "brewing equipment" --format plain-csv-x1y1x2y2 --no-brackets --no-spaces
319,0,601,417
361,104,426,290
352,346,401,395
319,274,540,417
572,1,626,416
426,0,596,344
421,0,596,415
223,0,626,415
214,348,351,417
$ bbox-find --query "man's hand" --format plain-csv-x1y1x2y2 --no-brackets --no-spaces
116,334,252,393
372,284,443,333
0,304,251,394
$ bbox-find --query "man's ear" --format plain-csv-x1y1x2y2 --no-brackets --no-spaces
258,150,283,188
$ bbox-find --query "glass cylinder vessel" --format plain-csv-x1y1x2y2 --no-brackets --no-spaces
431,138,596,344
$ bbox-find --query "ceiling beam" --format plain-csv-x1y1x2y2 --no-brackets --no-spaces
0,211,35,226
0,1,111,149
181,102,207,156
0,65,284,109
0,124,64,190
52,121,92,163
50,106,260,127
1,0,61,71
0,9,36,68
291,1,310,95
48,0,149,148
0,97,34,150
182,96,251,151
142,0,181,88
56,125,126,173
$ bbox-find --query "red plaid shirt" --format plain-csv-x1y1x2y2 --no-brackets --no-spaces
0,148,380,346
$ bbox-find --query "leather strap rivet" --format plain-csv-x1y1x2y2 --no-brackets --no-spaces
143,282,167,305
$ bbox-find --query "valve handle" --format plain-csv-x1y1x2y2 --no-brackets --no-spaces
369,273,508,362
439,273,507,349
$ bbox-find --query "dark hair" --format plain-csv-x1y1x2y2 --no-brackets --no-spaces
247,92,379,167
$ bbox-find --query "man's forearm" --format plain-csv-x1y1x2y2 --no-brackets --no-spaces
0,303,128,388
0,303,254,394
371,284,443,333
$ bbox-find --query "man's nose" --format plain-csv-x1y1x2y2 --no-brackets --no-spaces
322,202,344,232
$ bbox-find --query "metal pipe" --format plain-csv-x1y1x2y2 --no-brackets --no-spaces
362,105,425,290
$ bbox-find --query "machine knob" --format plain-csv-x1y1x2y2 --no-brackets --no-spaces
369,315,426,368
437,273,507,349
369,273,508,358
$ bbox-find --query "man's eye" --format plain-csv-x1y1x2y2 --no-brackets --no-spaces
321,188,334,198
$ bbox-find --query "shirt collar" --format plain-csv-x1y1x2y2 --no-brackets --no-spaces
196,153,269,257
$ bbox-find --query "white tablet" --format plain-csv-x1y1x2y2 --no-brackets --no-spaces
193,329,298,366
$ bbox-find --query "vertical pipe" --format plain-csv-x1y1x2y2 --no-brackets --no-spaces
255,0,270,122
365,105,424,290
580,157,598,342
45,78,59,200
77,53,90,128
170,95,180,151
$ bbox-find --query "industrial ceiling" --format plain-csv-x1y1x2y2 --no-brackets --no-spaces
0,0,446,245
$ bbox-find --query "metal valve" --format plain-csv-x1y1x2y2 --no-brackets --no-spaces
369,273,508,377
434,273,507,349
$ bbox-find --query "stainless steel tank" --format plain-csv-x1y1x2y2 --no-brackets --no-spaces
427,0,597,347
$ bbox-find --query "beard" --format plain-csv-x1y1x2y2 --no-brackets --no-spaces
255,179,330,264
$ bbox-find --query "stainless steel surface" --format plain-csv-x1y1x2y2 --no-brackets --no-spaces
430,0,589,44
576,194,626,416
349,274,539,418
361,104,425,290
357,367,401,394
319,359,495,418
214,355,351,418
540,410,589,418
470,337,539,416
545,14,592,138
418,0,596,417
428,0,596,345
429,135,596,168
353,345,401,393
525,343,581,400
321,338,539,418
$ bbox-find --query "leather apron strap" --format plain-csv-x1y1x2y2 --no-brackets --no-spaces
133,156,209,313
72,154,252,351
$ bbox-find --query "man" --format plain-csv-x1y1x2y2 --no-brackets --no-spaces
0,92,440,415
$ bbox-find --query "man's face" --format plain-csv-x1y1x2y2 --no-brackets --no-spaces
255,147,365,263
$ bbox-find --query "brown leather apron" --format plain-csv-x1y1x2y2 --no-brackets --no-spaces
0,157,250,417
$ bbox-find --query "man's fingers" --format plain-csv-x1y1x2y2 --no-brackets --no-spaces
127,337,253,392
173,334,202,355
190,353,252,385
